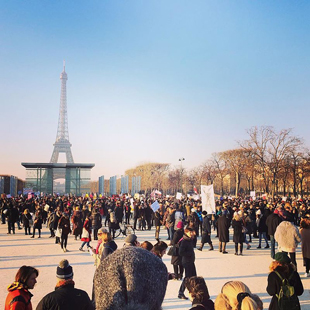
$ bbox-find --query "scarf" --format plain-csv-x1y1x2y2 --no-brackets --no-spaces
7,281,28,292
55,279,75,289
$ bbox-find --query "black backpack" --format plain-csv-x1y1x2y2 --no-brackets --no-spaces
274,271,300,310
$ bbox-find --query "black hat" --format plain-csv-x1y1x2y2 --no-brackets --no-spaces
56,259,73,279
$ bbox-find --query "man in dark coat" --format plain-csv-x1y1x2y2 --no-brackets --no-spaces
217,210,230,254
266,207,282,259
36,259,93,310
6,204,19,234
197,211,213,251
178,227,197,300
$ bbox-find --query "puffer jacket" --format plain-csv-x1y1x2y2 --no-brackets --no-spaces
5,283,33,310
275,221,301,253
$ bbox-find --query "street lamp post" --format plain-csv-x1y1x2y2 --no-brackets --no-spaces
179,158,185,194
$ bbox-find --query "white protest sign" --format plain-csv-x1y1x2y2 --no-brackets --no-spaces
176,192,182,200
201,184,216,214
250,191,256,200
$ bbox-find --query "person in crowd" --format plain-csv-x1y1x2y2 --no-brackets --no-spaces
90,208,102,241
266,252,303,310
266,206,282,259
22,209,32,235
108,209,119,239
274,220,301,268
215,280,263,310
217,210,230,254
5,265,39,310
36,259,93,310
197,211,214,251
6,204,19,234
71,207,83,240
178,226,197,300
171,221,184,280
54,208,62,244
79,214,92,251
47,211,56,238
140,240,153,251
300,217,310,277
232,213,244,256
58,212,71,252
93,246,168,309
124,202,131,224
98,231,118,262
31,209,43,238
256,209,269,249
185,276,214,310
154,208,163,242
166,207,175,243
124,233,140,247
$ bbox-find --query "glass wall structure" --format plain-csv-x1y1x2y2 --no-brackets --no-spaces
22,163,94,195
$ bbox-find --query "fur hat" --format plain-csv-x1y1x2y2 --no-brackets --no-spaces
94,247,168,310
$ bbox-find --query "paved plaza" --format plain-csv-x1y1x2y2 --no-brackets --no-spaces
1,222,310,309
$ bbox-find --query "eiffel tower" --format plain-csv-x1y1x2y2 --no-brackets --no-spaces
50,61,74,163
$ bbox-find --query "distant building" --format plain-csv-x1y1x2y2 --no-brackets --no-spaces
0,175,24,196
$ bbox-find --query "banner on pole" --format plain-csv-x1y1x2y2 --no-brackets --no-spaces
201,184,216,214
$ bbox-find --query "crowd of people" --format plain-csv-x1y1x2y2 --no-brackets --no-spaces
2,193,310,309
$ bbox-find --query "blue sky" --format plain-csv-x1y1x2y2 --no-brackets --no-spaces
1,1,310,180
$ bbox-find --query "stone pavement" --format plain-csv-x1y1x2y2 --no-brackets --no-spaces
1,222,309,309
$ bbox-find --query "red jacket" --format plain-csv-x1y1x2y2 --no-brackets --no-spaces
5,283,33,310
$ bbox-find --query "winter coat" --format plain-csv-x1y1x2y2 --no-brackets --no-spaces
99,240,118,261
266,213,282,236
201,216,212,244
53,212,61,230
232,219,244,243
94,247,168,310
71,212,83,235
5,284,33,310
257,214,268,233
171,228,184,265
267,265,303,310
114,206,124,223
36,283,93,310
81,218,92,242
58,217,71,236
217,215,230,243
33,212,43,229
91,212,102,230
275,221,301,253
300,227,310,259
166,212,175,228
22,213,32,228
6,207,19,223
179,234,195,265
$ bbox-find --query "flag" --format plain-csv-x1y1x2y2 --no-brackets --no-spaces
201,184,216,214
193,186,198,194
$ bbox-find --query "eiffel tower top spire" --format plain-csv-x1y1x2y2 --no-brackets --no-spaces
50,62,74,163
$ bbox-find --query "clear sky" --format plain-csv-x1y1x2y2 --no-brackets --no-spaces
1,1,310,181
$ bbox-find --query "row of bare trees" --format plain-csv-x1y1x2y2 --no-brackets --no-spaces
107,126,310,197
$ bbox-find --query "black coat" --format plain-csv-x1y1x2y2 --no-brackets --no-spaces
201,216,212,244
217,215,230,243
267,266,303,310
171,229,183,265
22,213,32,228
232,219,244,243
266,213,282,236
36,284,93,310
179,234,195,265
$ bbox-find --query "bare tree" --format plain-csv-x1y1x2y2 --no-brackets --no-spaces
221,148,248,196
211,152,228,196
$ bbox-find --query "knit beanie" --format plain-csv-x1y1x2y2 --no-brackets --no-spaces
56,259,73,280
176,221,184,229
94,247,168,310
274,252,291,264
124,234,137,245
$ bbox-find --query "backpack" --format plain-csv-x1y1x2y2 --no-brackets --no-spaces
274,271,300,310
